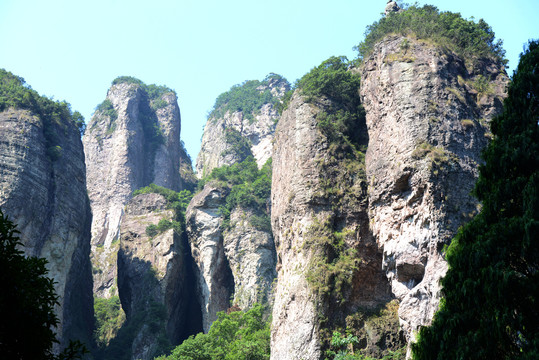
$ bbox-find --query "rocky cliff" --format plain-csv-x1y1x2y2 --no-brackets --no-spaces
270,88,395,359
0,104,93,348
361,35,507,342
83,77,184,298
269,33,507,358
195,74,289,176
186,177,276,332
117,192,200,360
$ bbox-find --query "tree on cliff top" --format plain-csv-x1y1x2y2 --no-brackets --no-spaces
412,40,539,359
0,209,87,359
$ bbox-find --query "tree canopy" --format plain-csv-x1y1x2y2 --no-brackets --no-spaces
0,209,87,359
356,4,506,66
156,304,270,360
0,68,86,137
412,40,539,359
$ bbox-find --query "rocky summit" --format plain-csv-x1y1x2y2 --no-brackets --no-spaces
0,3,518,359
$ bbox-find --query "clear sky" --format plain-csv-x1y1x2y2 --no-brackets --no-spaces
1,0,537,164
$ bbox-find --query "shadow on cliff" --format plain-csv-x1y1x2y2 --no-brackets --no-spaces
94,232,202,360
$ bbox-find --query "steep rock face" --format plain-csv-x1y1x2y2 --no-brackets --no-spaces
185,183,233,332
117,193,200,360
0,108,93,348
179,141,197,192
270,94,392,360
195,76,289,176
360,35,508,340
83,80,182,297
186,182,276,332
224,207,276,309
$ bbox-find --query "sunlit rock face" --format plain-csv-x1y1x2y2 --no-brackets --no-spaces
195,75,290,177
0,108,93,349
361,35,507,341
83,80,184,298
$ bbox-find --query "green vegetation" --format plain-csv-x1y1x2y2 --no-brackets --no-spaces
97,296,170,360
133,183,193,237
297,56,361,109
356,4,506,67
306,219,361,300
94,296,126,347
156,303,270,360
325,301,406,360
411,141,457,175
221,128,253,162
295,56,367,302
412,41,539,359
112,76,176,107
0,69,86,160
0,208,87,359
95,99,118,122
209,73,289,123
200,156,272,231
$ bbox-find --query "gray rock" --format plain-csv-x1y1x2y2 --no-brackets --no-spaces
117,193,191,360
360,35,508,346
0,108,93,349
195,76,289,177
83,81,183,298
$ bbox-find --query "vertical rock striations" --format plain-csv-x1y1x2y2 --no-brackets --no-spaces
83,78,182,298
185,183,234,332
0,99,93,349
195,74,289,176
186,182,276,333
117,192,200,360
360,35,508,341
270,89,393,360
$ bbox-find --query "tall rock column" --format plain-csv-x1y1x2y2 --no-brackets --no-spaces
360,35,508,340
195,74,289,176
270,92,392,360
0,105,93,348
83,79,182,298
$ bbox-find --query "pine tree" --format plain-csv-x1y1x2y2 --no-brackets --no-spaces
412,41,539,359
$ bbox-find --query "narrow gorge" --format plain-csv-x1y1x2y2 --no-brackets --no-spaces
0,2,519,360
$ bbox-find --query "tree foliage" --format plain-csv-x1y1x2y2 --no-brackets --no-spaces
209,73,289,123
157,304,270,360
412,40,539,360
0,209,87,359
0,69,86,140
297,56,361,109
133,184,193,237
199,156,272,231
356,4,506,66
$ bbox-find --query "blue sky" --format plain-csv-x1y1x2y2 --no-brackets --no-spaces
1,0,537,164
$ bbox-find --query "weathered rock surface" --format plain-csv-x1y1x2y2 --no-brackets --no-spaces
186,183,233,332
270,94,393,360
0,108,93,349
186,182,276,332
195,75,289,177
224,207,276,309
117,193,200,360
83,80,182,298
360,35,508,342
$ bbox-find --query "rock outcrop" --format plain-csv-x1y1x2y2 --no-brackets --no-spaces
185,183,233,332
195,74,289,176
270,93,393,360
361,35,508,342
0,108,93,349
83,78,182,298
186,182,276,332
117,193,201,360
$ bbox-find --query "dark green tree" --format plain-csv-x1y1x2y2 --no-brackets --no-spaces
412,41,539,359
157,303,270,360
0,209,87,359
